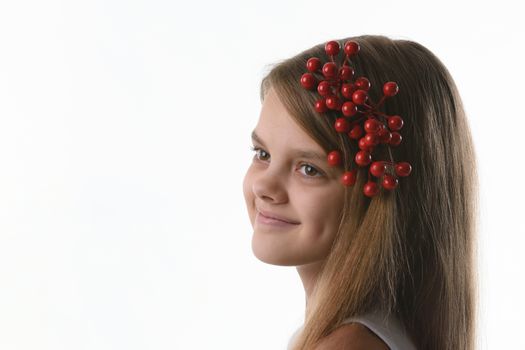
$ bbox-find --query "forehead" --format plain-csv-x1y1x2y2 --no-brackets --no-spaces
255,88,324,153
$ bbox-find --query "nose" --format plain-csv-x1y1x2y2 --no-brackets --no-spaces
252,167,288,204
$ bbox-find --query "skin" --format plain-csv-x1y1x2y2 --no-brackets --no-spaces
242,87,345,307
243,88,389,349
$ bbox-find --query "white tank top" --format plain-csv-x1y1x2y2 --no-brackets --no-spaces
287,310,417,350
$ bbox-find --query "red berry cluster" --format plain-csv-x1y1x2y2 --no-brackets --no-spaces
299,40,412,197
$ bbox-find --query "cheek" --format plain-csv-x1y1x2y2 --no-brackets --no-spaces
242,166,255,218
299,188,344,236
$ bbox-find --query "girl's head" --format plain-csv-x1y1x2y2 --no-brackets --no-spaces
242,85,346,267
243,35,478,350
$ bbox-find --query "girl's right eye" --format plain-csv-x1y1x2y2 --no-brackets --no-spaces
250,146,270,161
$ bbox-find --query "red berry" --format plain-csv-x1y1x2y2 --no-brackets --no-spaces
363,181,379,197
355,150,371,166
378,127,392,144
306,57,321,72
317,80,331,96
348,125,364,139
352,89,368,105
369,161,386,177
326,95,341,110
327,150,342,166
339,66,354,80
364,133,379,147
388,115,404,131
364,119,381,133
383,82,399,97
382,174,399,190
358,137,371,151
322,62,337,79
341,83,357,99
344,41,360,56
341,170,357,186
395,162,412,177
314,99,328,113
334,118,350,133
325,40,340,56
355,77,371,91
389,132,402,146
300,73,316,90
342,101,357,117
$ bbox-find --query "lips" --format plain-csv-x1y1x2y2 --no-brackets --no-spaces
256,208,300,224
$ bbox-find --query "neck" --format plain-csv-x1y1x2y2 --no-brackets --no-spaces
296,259,325,316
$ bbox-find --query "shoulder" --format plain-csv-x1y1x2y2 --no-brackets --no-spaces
314,322,389,350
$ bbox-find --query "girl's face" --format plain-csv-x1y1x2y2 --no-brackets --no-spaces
243,88,345,266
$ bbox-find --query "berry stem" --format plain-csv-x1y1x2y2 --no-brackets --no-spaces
349,116,366,126
363,102,376,110
376,96,387,108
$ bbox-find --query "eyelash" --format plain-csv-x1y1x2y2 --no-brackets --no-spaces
249,146,324,178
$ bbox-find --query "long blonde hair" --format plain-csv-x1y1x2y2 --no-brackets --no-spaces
260,35,479,350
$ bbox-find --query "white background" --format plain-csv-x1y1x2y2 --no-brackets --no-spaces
0,0,523,349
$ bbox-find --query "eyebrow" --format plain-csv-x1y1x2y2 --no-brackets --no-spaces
251,130,326,162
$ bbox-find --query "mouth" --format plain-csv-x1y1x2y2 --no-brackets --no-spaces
256,210,300,227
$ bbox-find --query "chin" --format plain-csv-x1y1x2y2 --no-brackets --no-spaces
251,233,308,267
251,235,289,266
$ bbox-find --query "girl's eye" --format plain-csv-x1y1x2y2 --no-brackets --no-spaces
250,146,270,161
299,164,322,178
250,146,324,179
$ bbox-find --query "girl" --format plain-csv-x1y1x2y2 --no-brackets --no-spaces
242,35,478,350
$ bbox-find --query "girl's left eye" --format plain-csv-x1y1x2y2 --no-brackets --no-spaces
299,164,323,178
